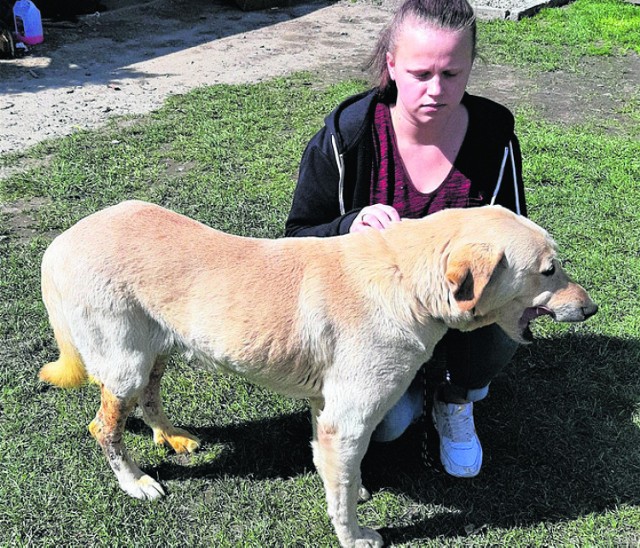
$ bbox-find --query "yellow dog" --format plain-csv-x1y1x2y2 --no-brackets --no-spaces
39,201,597,547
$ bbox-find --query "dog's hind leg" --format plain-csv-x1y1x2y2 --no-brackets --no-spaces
89,383,165,500
139,357,200,454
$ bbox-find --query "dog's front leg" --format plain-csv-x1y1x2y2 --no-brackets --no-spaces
311,398,371,505
89,383,165,500
312,414,383,548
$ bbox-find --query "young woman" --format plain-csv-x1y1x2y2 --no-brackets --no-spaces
285,0,526,478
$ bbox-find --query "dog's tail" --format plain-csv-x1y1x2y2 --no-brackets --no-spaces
39,328,88,388
39,263,88,388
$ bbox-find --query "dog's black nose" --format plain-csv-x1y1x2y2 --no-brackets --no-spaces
583,303,598,319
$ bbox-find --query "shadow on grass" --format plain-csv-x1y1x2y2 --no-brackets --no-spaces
135,333,639,543
367,333,640,543
130,410,315,481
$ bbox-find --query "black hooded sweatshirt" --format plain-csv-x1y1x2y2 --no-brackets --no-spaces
285,88,527,237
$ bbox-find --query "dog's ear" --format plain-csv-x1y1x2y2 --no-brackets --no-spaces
445,243,504,313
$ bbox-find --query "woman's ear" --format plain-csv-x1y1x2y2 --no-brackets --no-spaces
386,51,396,80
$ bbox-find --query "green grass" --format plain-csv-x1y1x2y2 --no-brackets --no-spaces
1,0,640,546
480,0,640,70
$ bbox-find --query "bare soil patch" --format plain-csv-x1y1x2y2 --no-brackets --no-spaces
0,0,393,154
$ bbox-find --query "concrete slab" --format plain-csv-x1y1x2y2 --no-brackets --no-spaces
472,0,573,20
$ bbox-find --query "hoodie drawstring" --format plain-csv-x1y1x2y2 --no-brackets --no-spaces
331,134,346,216
490,141,521,216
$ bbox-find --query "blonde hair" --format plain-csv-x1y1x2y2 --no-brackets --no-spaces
369,0,477,97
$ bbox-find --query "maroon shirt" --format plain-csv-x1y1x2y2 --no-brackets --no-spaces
370,102,471,218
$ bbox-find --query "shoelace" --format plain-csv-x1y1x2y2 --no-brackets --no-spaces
420,371,476,466
439,404,475,443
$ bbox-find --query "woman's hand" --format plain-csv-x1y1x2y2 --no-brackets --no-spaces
350,204,401,233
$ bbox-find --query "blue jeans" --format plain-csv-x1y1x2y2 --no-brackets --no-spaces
371,324,518,442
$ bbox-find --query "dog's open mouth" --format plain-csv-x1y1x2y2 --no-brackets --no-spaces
519,306,555,342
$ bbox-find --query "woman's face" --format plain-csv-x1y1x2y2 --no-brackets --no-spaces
386,20,474,126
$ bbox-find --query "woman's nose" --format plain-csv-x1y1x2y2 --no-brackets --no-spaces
427,75,442,97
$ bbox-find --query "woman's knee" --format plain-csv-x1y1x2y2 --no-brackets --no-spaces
371,382,423,442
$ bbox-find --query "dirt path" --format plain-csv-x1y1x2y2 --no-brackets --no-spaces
0,0,394,155
0,0,638,157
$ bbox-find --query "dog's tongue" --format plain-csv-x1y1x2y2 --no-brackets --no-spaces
519,307,553,342
524,306,552,322
520,306,554,328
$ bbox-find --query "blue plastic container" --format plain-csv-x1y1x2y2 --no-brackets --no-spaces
13,0,43,45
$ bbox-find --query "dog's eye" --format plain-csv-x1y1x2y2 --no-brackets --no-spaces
542,264,556,277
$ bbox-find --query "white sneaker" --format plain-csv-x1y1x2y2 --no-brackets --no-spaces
432,398,482,478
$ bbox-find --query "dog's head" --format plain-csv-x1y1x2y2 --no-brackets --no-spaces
442,207,597,343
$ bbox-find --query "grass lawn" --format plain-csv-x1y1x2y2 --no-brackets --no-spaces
1,0,639,546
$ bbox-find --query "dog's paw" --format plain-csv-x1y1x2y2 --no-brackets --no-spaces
354,527,384,547
121,474,166,500
154,427,201,453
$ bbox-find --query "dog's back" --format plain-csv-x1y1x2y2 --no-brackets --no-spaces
40,200,347,397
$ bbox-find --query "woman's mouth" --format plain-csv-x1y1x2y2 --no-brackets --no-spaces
422,103,445,112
